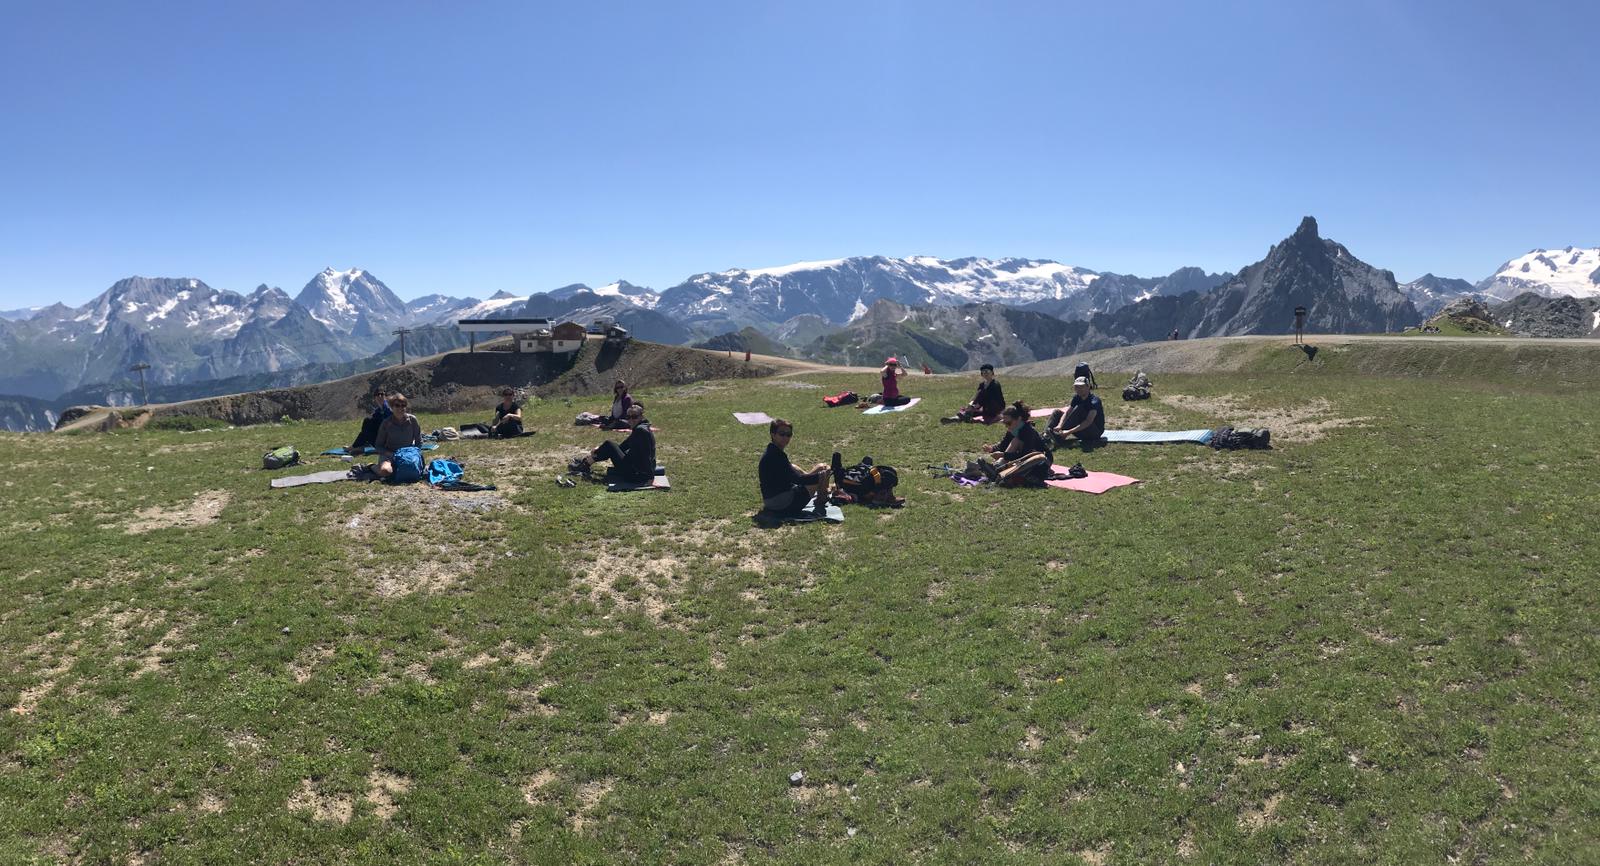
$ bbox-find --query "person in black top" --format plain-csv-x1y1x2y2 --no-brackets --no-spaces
1046,377,1105,449
491,388,524,437
758,417,832,517
942,364,1005,424
575,403,656,482
968,401,1048,481
350,387,391,452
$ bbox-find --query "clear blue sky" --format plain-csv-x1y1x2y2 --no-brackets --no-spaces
2,0,1596,307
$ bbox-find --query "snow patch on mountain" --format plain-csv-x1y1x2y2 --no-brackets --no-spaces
1477,247,1600,301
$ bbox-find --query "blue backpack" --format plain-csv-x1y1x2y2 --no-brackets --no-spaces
392,446,424,483
427,458,464,486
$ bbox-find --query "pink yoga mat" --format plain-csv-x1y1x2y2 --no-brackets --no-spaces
1044,465,1140,494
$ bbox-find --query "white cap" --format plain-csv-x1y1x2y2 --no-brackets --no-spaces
1073,376,1089,387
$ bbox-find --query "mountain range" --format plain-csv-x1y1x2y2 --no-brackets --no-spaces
2,225,1596,424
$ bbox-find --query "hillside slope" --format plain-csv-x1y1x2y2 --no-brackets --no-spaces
57,338,784,430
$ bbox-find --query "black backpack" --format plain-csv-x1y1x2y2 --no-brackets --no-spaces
833,453,900,503
1074,361,1097,389
1211,427,1272,450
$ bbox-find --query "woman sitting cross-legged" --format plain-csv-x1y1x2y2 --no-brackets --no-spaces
373,393,422,479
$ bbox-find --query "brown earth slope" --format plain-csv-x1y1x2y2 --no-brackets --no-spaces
58,336,801,431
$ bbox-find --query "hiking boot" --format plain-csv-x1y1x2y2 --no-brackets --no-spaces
1067,462,1087,479
940,416,959,424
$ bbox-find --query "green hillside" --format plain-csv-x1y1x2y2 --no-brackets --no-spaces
3,352,1597,862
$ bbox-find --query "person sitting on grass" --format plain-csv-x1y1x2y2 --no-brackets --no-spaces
350,387,391,452
373,392,422,479
942,363,1005,424
866,357,910,408
571,403,656,483
601,379,633,428
491,387,524,437
972,401,1048,480
1046,376,1106,449
758,418,833,517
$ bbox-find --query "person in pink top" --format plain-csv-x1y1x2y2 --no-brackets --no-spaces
869,357,911,408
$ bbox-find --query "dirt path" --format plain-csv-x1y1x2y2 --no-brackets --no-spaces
1004,334,1600,377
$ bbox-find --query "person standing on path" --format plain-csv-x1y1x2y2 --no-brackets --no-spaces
1294,305,1308,345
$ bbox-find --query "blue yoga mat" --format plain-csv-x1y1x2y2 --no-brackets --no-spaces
1102,429,1214,444
322,443,439,456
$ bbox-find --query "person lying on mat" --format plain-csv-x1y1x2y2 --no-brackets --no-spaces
490,387,524,437
572,403,656,482
350,387,391,452
372,393,422,478
942,363,1005,424
758,417,833,517
1046,377,1105,448
866,357,910,408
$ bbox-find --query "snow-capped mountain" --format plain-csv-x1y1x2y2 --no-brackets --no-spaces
1400,274,1477,318
1476,247,1600,301
442,290,531,322
0,272,385,399
655,255,1102,333
294,268,408,333
547,280,660,309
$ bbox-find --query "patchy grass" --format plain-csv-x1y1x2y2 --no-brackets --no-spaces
2,367,1598,863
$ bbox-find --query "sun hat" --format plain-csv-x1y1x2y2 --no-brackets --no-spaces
885,357,898,365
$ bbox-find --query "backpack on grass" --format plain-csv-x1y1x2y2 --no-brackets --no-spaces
1211,427,1272,450
998,451,1051,487
262,445,300,470
1073,361,1097,389
823,390,859,408
427,457,464,486
392,446,425,483
1122,371,1152,401
832,453,901,505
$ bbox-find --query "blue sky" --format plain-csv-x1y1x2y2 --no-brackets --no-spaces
2,0,1596,307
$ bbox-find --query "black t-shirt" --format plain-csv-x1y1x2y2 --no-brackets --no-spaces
973,378,1005,413
996,421,1048,456
1062,393,1105,439
759,442,806,499
495,401,521,421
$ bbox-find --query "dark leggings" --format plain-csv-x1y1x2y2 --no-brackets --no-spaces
594,440,650,481
881,395,911,407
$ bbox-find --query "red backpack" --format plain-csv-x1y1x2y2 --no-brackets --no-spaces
823,390,859,407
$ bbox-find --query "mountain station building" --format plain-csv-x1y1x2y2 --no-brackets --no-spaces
456,317,585,354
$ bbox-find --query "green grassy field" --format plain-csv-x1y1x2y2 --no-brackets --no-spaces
3,361,1598,864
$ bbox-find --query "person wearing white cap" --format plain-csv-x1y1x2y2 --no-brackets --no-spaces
1046,376,1105,449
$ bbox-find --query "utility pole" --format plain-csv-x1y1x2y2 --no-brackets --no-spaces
129,363,151,407
392,328,412,366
